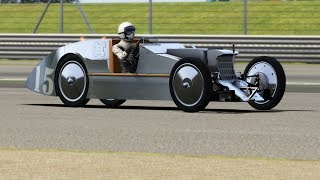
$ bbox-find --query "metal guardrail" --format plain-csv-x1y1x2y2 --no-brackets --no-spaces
0,34,320,62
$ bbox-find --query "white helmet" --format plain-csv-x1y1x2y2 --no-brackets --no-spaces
118,22,135,41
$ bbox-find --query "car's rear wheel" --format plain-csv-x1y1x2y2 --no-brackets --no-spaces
169,58,212,112
99,99,126,108
55,55,90,107
244,56,286,110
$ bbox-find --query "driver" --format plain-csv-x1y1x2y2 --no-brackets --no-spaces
112,22,139,73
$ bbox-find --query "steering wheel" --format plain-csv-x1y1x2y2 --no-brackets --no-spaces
133,38,142,59
136,38,143,45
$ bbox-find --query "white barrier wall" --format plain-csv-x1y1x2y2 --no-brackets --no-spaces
1,34,319,62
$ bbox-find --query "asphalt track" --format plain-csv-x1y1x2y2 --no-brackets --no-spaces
0,63,320,161
0,88,319,160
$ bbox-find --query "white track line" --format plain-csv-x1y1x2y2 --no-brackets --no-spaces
286,82,320,86
0,78,26,81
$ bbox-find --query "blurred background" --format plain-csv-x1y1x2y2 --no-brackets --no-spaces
0,0,319,62
0,0,319,35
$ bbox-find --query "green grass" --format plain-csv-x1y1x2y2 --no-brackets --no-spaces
0,1,319,35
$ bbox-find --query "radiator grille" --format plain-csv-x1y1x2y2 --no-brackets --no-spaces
217,55,236,80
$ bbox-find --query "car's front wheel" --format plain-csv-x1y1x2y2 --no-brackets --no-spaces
244,56,286,110
55,55,90,107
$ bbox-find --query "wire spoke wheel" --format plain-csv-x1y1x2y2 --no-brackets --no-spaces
244,56,286,110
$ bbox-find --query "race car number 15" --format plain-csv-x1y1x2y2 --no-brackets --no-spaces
34,66,54,95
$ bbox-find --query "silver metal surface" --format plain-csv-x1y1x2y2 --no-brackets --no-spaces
25,39,110,97
136,47,179,74
143,43,185,54
89,76,171,100
25,51,58,96
246,61,278,104
167,48,208,64
25,37,282,104
25,37,259,103
26,39,182,100
172,63,204,107
219,80,264,102
58,61,86,102
62,39,110,62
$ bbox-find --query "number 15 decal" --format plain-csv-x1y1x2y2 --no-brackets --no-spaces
34,66,54,95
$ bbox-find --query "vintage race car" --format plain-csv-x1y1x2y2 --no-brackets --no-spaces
26,37,286,112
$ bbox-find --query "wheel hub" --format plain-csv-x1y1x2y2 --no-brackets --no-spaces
67,77,75,85
182,78,192,89
246,61,278,104
250,72,269,90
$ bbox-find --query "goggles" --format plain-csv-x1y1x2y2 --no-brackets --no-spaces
124,26,135,34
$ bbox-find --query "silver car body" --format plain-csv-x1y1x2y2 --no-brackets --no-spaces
26,38,264,102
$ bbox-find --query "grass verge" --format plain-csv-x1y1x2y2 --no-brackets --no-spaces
0,147,320,179
0,1,319,35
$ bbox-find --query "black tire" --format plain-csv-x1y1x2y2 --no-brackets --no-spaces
169,58,212,112
244,56,286,110
99,99,126,108
54,54,90,107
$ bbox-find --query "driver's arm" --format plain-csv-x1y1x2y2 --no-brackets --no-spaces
112,44,129,61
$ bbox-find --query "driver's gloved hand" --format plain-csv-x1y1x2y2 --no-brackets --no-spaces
118,46,132,54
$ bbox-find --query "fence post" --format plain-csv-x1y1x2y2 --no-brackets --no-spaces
244,0,247,35
75,0,94,33
60,0,64,33
149,0,152,34
33,0,52,33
